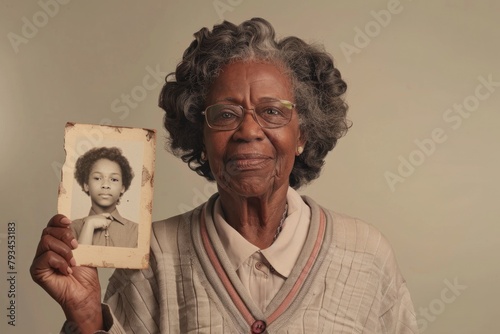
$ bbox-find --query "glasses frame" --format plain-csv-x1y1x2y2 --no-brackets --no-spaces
201,99,296,131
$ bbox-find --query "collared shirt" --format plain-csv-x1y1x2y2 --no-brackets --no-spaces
97,194,419,333
70,208,138,248
213,187,311,311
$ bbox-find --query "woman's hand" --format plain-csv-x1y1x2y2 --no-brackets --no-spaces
30,214,103,333
78,213,112,245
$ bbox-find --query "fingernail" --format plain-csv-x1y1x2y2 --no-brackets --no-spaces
67,266,73,275
71,239,78,249
61,217,71,225
70,257,77,267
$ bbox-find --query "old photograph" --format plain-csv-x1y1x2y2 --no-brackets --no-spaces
2,2,498,333
58,123,155,269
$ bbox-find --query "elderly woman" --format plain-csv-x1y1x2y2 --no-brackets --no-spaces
31,18,418,333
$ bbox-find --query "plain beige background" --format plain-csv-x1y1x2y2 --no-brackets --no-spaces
1,1,498,333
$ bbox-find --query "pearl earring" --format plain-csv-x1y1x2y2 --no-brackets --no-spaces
296,146,304,155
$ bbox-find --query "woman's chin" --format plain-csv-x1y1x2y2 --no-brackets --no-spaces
218,173,288,199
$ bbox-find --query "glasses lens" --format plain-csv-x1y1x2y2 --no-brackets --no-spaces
204,100,294,130
206,105,242,129
255,100,293,128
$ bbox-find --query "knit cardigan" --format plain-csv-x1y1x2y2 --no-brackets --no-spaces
95,195,418,333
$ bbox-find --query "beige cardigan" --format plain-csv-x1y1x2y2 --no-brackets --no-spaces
73,195,418,333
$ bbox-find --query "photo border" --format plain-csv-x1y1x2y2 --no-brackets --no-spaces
58,122,155,269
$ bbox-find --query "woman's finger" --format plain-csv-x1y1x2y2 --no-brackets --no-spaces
36,235,76,265
47,214,72,228
42,225,75,241
35,225,78,259
30,250,74,280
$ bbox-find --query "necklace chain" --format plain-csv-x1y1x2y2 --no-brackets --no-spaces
273,203,288,242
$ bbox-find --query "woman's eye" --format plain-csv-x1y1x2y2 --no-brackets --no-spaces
260,107,285,117
212,109,239,123
112,178,119,182
264,108,280,115
220,111,237,119
218,108,238,119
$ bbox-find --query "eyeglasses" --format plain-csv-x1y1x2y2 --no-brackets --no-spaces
201,99,295,131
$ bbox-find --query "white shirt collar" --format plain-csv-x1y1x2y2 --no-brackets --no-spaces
213,187,311,278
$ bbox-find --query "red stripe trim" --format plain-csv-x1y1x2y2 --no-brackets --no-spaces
200,206,256,327
267,209,326,324
200,204,327,329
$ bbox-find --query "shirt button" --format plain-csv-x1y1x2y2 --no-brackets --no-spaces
255,262,262,269
251,320,267,333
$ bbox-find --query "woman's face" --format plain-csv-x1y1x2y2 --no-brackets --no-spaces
203,61,304,198
84,158,125,213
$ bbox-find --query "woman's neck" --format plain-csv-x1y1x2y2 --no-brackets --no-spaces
218,186,288,249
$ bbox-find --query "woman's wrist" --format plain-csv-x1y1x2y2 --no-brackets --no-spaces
63,302,104,333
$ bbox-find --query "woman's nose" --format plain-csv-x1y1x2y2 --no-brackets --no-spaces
233,110,264,141
101,180,111,189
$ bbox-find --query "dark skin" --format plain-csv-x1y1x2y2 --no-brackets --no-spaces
30,61,305,332
30,215,103,333
204,61,305,248
30,162,124,331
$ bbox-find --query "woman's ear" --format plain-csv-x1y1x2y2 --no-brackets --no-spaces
296,132,307,156
200,142,207,162
83,183,89,193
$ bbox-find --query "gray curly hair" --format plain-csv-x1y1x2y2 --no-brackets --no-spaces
159,17,350,189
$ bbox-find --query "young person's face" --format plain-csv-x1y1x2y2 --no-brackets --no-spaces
83,158,125,213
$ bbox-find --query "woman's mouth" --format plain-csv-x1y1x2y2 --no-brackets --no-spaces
226,154,271,172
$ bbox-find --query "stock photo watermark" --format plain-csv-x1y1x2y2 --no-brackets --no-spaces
177,158,250,213
178,182,217,214
339,0,408,63
213,0,244,21
417,277,467,332
385,74,499,192
51,125,110,179
51,64,166,180
7,0,72,54
177,158,253,213
110,65,167,120
5,221,17,326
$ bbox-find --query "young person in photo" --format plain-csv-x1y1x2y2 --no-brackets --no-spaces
71,146,138,248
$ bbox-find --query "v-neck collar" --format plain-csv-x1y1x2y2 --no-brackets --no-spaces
192,195,331,333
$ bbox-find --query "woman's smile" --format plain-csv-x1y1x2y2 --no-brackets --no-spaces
226,153,272,171
203,61,303,197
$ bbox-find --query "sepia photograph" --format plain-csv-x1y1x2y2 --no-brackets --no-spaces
58,123,155,268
